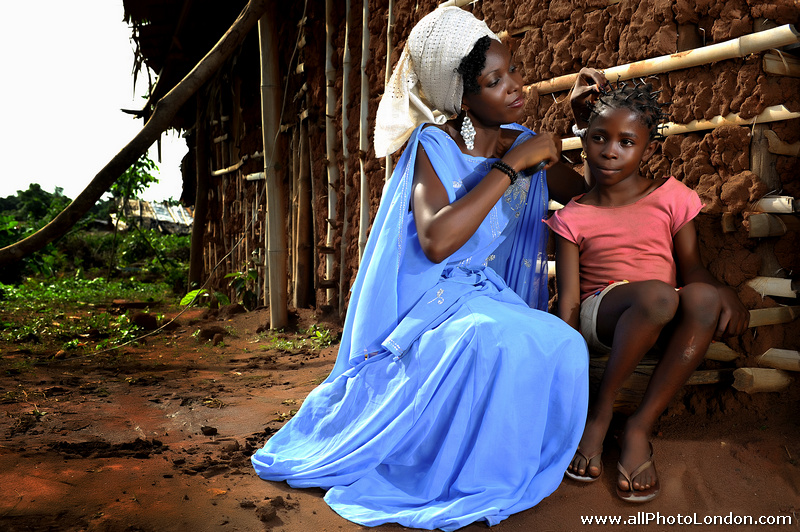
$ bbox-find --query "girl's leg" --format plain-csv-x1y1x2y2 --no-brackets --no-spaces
618,282,721,492
569,281,679,478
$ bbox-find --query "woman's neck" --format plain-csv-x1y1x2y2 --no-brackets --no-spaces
444,119,507,158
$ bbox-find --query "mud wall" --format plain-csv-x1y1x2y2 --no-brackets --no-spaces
197,0,799,374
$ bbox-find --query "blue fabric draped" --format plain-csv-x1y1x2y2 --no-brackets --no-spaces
252,124,589,531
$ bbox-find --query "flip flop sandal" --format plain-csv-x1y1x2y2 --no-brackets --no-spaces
616,443,660,503
564,447,603,483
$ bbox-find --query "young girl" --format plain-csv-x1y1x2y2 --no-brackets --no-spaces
546,81,749,502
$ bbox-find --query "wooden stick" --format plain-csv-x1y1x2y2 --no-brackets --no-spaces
705,342,740,362
764,51,800,77
562,105,800,151
530,24,800,95
295,119,312,308
764,130,800,157
339,0,352,317
747,276,798,298
324,0,340,306
748,306,800,327
758,348,800,372
358,0,371,262
732,367,792,394
384,0,395,184
748,213,800,238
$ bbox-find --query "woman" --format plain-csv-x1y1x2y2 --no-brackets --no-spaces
252,7,602,530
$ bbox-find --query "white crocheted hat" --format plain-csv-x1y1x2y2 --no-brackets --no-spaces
373,6,499,157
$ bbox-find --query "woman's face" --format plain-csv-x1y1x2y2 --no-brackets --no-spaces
462,40,525,126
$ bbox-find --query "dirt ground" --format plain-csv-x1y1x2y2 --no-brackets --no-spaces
1,304,798,532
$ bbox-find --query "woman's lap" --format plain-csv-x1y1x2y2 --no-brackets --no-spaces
252,291,588,531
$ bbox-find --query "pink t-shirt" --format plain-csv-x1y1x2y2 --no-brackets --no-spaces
546,177,703,301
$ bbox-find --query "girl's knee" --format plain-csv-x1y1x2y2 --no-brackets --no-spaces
679,283,721,325
633,281,679,325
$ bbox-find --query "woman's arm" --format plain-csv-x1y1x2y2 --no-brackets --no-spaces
413,134,559,263
546,162,590,206
555,235,582,330
674,221,749,337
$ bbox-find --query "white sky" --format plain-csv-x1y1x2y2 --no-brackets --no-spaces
0,0,187,202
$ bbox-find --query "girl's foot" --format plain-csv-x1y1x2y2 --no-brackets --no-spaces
616,427,659,501
565,446,603,482
566,414,609,481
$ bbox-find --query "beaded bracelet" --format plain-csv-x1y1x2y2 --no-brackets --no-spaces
491,161,519,185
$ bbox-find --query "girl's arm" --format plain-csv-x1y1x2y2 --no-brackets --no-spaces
413,135,557,263
555,235,582,330
674,220,750,338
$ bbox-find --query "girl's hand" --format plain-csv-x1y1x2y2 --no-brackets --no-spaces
570,68,611,128
503,133,561,174
715,285,750,339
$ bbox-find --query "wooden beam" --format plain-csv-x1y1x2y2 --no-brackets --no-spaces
758,348,800,372
748,213,800,238
746,276,798,298
530,24,800,95
732,367,792,394
748,306,800,327
562,105,800,151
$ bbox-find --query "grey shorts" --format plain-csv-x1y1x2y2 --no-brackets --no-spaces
579,281,629,355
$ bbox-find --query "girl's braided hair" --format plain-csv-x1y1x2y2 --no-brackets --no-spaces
456,35,492,95
588,79,669,140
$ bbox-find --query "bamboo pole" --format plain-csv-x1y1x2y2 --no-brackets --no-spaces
732,367,792,394
295,119,312,308
705,342,740,362
746,277,798,298
188,101,210,290
721,212,737,233
748,213,800,238
529,24,800,95
306,92,319,294
764,130,800,157
758,348,800,372
561,105,800,151
339,0,352,318
764,51,800,77
384,0,394,184
754,196,795,213
438,0,475,7
358,0,371,262
748,306,800,327
324,0,340,307
292,126,300,305
258,11,289,329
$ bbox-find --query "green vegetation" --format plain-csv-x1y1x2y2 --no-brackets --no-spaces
0,156,191,356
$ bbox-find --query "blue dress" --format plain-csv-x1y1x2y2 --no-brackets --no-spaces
252,124,589,531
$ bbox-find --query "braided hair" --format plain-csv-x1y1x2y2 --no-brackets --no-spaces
456,35,492,95
588,79,668,140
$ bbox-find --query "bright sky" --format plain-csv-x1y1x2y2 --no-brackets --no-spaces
0,0,187,202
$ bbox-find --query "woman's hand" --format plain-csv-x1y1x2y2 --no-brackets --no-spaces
503,133,561,174
570,67,610,128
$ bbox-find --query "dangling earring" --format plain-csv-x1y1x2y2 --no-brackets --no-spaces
460,112,475,151
580,150,587,160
